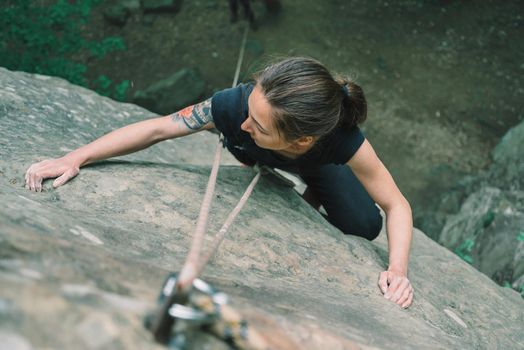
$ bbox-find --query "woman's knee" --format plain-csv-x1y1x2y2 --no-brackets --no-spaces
328,208,383,241
299,164,383,240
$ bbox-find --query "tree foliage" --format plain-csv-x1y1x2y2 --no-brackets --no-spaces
0,0,129,100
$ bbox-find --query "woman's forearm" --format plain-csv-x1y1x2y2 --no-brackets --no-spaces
25,101,214,192
67,117,165,167
385,198,413,275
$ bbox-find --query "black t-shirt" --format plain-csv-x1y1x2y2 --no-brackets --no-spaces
211,83,365,171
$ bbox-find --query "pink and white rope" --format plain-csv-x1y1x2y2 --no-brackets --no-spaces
177,25,253,292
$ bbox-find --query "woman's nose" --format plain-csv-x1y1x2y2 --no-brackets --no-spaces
241,118,251,132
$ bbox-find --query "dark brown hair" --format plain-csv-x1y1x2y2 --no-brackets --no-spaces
254,57,367,142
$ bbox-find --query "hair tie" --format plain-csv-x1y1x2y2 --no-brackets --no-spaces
342,84,350,97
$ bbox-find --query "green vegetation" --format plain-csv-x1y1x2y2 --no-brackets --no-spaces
0,0,129,100
481,210,495,228
498,231,524,298
502,281,524,298
93,75,130,101
457,232,524,299
455,238,474,264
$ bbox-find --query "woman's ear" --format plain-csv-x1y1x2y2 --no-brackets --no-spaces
294,136,315,147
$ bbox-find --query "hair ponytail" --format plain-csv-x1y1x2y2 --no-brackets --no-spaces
255,57,368,141
337,78,368,131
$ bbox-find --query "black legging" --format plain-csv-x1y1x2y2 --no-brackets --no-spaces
297,164,383,241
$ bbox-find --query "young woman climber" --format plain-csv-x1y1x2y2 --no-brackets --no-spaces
25,57,414,308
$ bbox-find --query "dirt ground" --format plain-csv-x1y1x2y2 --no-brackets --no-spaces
79,0,524,236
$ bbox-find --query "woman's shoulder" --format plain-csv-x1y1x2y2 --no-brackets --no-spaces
333,126,366,163
309,126,365,165
211,83,254,110
210,82,254,138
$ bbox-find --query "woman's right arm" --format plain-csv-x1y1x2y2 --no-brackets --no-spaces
25,98,214,191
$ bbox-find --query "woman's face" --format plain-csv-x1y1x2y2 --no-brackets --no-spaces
241,84,291,151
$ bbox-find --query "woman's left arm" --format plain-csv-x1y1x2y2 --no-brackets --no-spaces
347,139,414,308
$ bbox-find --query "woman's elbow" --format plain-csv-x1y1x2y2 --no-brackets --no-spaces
383,195,411,217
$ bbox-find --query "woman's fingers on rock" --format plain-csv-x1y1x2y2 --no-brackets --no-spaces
53,168,78,188
25,170,30,189
378,272,389,294
391,278,410,302
28,174,39,191
25,159,67,191
28,173,36,191
396,285,411,306
33,174,42,192
26,162,43,191
53,172,69,188
401,289,414,309
53,176,64,188
25,165,34,187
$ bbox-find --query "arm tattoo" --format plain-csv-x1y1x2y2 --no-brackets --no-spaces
171,98,213,130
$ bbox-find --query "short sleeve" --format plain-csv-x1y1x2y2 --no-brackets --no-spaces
211,83,254,141
329,127,365,164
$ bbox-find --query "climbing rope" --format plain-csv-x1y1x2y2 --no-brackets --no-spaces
147,25,267,348
177,22,252,293
176,163,261,293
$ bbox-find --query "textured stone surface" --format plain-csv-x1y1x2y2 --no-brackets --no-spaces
439,187,502,251
1,68,523,349
439,187,524,291
416,118,524,242
425,117,524,293
491,120,524,191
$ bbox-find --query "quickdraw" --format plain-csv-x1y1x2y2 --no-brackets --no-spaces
145,273,268,349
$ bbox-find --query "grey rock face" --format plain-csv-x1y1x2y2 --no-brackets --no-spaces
133,68,206,115
416,119,524,242
439,187,502,251
1,67,523,349
434,118,524,293
439,187,524,291
491,120,524,190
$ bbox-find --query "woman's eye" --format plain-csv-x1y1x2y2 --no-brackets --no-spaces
256,125,268,135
